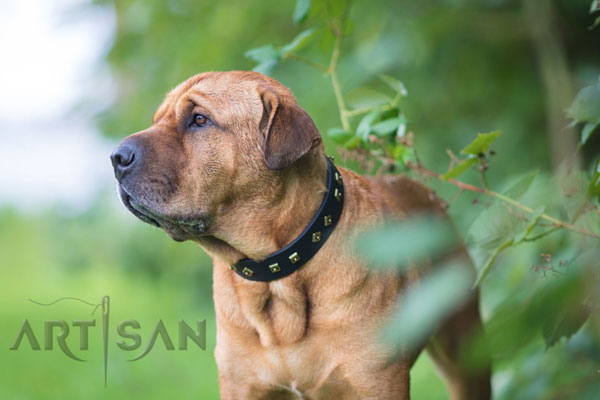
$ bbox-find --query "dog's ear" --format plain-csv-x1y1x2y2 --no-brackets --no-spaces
259,87,321,170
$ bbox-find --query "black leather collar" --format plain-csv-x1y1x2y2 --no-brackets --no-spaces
231,157,344,282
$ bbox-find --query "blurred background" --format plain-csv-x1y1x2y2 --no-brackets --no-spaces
1,0,599,399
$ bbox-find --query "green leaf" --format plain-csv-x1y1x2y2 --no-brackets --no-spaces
281,27,317,55
566,84,600,125
469,202,542,286
396,114,408,138
392,144,416,166
343,136,361,150
356,111,380,142
479,260,586,357
358,216,456,268
468,204,522,251
588,158,600,199
380,75,407,97
245,44,281,63
381,263,472,351
441,157,478,180
347,87,392,109
581,121,599,145
460,131,501,156
513,205,545,243
252,60,279,76
473,240,513,287
327,127,353,144
591,0,600,13
540,250,595,348
503,170,538,200
543,303,589,349
371,117,402,137
293,0,311,24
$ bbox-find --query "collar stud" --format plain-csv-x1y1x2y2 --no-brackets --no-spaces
312,231,321,242
289,252,300,264
269,263,281,273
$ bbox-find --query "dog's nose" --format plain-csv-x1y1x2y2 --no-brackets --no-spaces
110,143,137,181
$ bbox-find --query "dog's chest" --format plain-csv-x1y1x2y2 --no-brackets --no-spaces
253,340,360,398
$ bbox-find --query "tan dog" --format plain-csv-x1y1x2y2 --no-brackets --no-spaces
111,71,491,399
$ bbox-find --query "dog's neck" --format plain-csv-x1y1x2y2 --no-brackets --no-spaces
196,150,328,267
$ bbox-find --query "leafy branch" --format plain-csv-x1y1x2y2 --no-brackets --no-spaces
246,0,600,286
319,7,600,240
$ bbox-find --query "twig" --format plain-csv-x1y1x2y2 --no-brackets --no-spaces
523,226,561,242
479,169,490,191
346,103,394,117
285,54,328,73
329,26,350,131
319,0,598,242
405,161,600,240
446,149,460,168
447,188,465,204
586,196,600,218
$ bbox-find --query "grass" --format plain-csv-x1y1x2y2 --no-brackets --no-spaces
0,207,447,399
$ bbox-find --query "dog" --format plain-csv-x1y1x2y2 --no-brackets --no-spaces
110,71,491,399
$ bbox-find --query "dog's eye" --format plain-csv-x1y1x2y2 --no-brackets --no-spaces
192,114,209,127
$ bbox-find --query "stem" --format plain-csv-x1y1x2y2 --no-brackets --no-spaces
488,191,598,238
327,1,353,132
524,226,561,242
406,161,485,193
404,161,600,240
329,29,350,131
586,196,600,219
346,103,393,117
479,159,490,191
473,239,513,287
320,0,598,242
345,92,402,118
285,54,328,73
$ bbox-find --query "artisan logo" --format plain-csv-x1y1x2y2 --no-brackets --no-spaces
9,295,206,387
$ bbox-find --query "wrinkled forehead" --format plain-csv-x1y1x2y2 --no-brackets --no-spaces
152,72,287,126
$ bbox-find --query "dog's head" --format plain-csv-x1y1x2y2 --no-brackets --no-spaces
111,71,323,242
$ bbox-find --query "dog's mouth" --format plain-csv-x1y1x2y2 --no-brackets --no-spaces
118,185,160,227
117,185,208,241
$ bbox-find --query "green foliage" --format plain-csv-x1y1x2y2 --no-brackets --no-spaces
241,2,600,397
566,82,600,144
357,216,455,268
591,0,600,29
441,131,501,180
380,75,408,97
442,158,478,180
81,0,600,397
460,131,501,156
589,159,600,199
245,44,281,75
281,27,318,55
503,170,538,199
381,263,472,352
327,127,352,144
472,205,545,287
346,87,393,109
293,0,311,24
486,250,596,356
356,111,381,142
371,117,403,137
358,217,472,353
0,201,218,399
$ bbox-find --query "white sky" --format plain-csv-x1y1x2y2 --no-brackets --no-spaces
0,0,116,211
